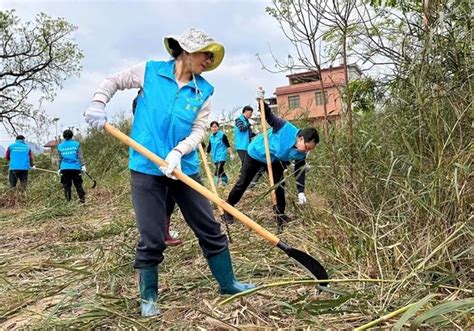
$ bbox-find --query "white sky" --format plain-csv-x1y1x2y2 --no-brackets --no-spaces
0,0,298,147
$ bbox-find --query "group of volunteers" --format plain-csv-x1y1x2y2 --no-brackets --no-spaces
6,28,320,317
5,130,87,203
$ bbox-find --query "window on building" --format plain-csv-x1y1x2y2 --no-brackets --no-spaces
315,91,328,106
288,95,300,110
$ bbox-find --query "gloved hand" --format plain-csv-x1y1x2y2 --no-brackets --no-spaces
57,169,61,176
81,165,87,173
297,192,307,205
160,149,182,179
84,101,107,129
31,165,36,170
256,87,265,100
230,154,235,161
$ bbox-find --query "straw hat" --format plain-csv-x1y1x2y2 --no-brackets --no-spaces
164,27,225,72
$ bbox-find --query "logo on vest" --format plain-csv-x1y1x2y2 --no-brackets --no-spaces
185,103,199,112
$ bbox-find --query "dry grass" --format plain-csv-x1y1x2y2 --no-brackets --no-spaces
0,160,471,329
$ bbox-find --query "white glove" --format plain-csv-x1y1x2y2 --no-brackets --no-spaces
256,87,265,100
31,165,36,170
230,154,235,161
160,149,182,180
57,169,62,176
84,101,107,129
81,165,86,173
297,192,307,204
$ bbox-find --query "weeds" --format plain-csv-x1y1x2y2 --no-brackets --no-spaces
1,2,472,328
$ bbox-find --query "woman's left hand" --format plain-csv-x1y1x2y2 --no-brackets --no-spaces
161,149,182,180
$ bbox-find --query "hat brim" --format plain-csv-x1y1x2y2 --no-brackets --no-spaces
164,37,225,72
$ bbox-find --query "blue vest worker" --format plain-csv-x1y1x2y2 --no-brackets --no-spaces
207,121,233,186
7,137,31,171
84,28,255,317
226,98,319,229
57,129,86,203
234,105,255,165
6,135,34,189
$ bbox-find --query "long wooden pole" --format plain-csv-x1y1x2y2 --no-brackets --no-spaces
197,144,232,242
258,91,277,205
197,144,224,216
104,123,279,246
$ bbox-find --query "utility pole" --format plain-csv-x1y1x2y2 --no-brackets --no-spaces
52,118,60,141
51,117,60,167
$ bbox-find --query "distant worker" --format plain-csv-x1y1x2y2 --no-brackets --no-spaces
225,88,319,228
57,129,86,203
5,135,35,189
206,121,234,186
234,105,256,164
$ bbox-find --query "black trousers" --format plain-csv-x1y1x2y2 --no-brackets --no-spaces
214,161,227,178
131,170,228,268
237,150,248,165
60,169,86,202
227,156,287,214
165,190,176,217
9,170,28,189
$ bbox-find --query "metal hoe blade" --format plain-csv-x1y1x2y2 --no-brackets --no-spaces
277,241,328,286
85,171,97,189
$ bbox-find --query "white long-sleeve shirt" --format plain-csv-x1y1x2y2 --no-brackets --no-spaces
92,62,212,155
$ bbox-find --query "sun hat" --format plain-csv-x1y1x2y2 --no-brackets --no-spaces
164,27,225,72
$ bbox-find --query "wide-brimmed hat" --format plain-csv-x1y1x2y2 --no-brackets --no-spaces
164,27,225,72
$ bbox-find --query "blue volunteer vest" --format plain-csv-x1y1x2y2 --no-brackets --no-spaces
130,60,214,176
248,122,307,163
209,130,228,163
234,114,251,150
8,140,31,170
58,140,81,170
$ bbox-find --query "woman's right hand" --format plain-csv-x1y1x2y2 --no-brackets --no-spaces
84,101,107,129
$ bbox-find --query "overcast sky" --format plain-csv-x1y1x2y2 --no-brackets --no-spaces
0,0,300,146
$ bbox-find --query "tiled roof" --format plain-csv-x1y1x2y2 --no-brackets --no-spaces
44,140,59,147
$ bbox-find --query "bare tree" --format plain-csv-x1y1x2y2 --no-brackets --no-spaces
0,10,83,135
262,0,332,137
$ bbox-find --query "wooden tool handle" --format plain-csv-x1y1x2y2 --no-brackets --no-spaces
104,123,280,246
197,144,224,216
258,93,277,205
35,167,58,174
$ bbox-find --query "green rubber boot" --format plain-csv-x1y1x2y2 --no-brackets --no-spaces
207,249,256,295
221,175,228,186
138,266,159,317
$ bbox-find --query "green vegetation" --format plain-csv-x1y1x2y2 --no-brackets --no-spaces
1,0,471,329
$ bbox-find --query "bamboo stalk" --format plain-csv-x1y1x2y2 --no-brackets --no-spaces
354,303,416,331
219,278,398,305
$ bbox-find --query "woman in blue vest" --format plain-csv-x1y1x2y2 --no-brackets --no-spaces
6,135,35,189
206,121,234,186
57,129,86,203
225,88,319,229
132,90,182,247
84,28,254,317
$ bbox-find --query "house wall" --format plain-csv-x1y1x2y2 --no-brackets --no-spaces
274,65,360,122
276,86,342,120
